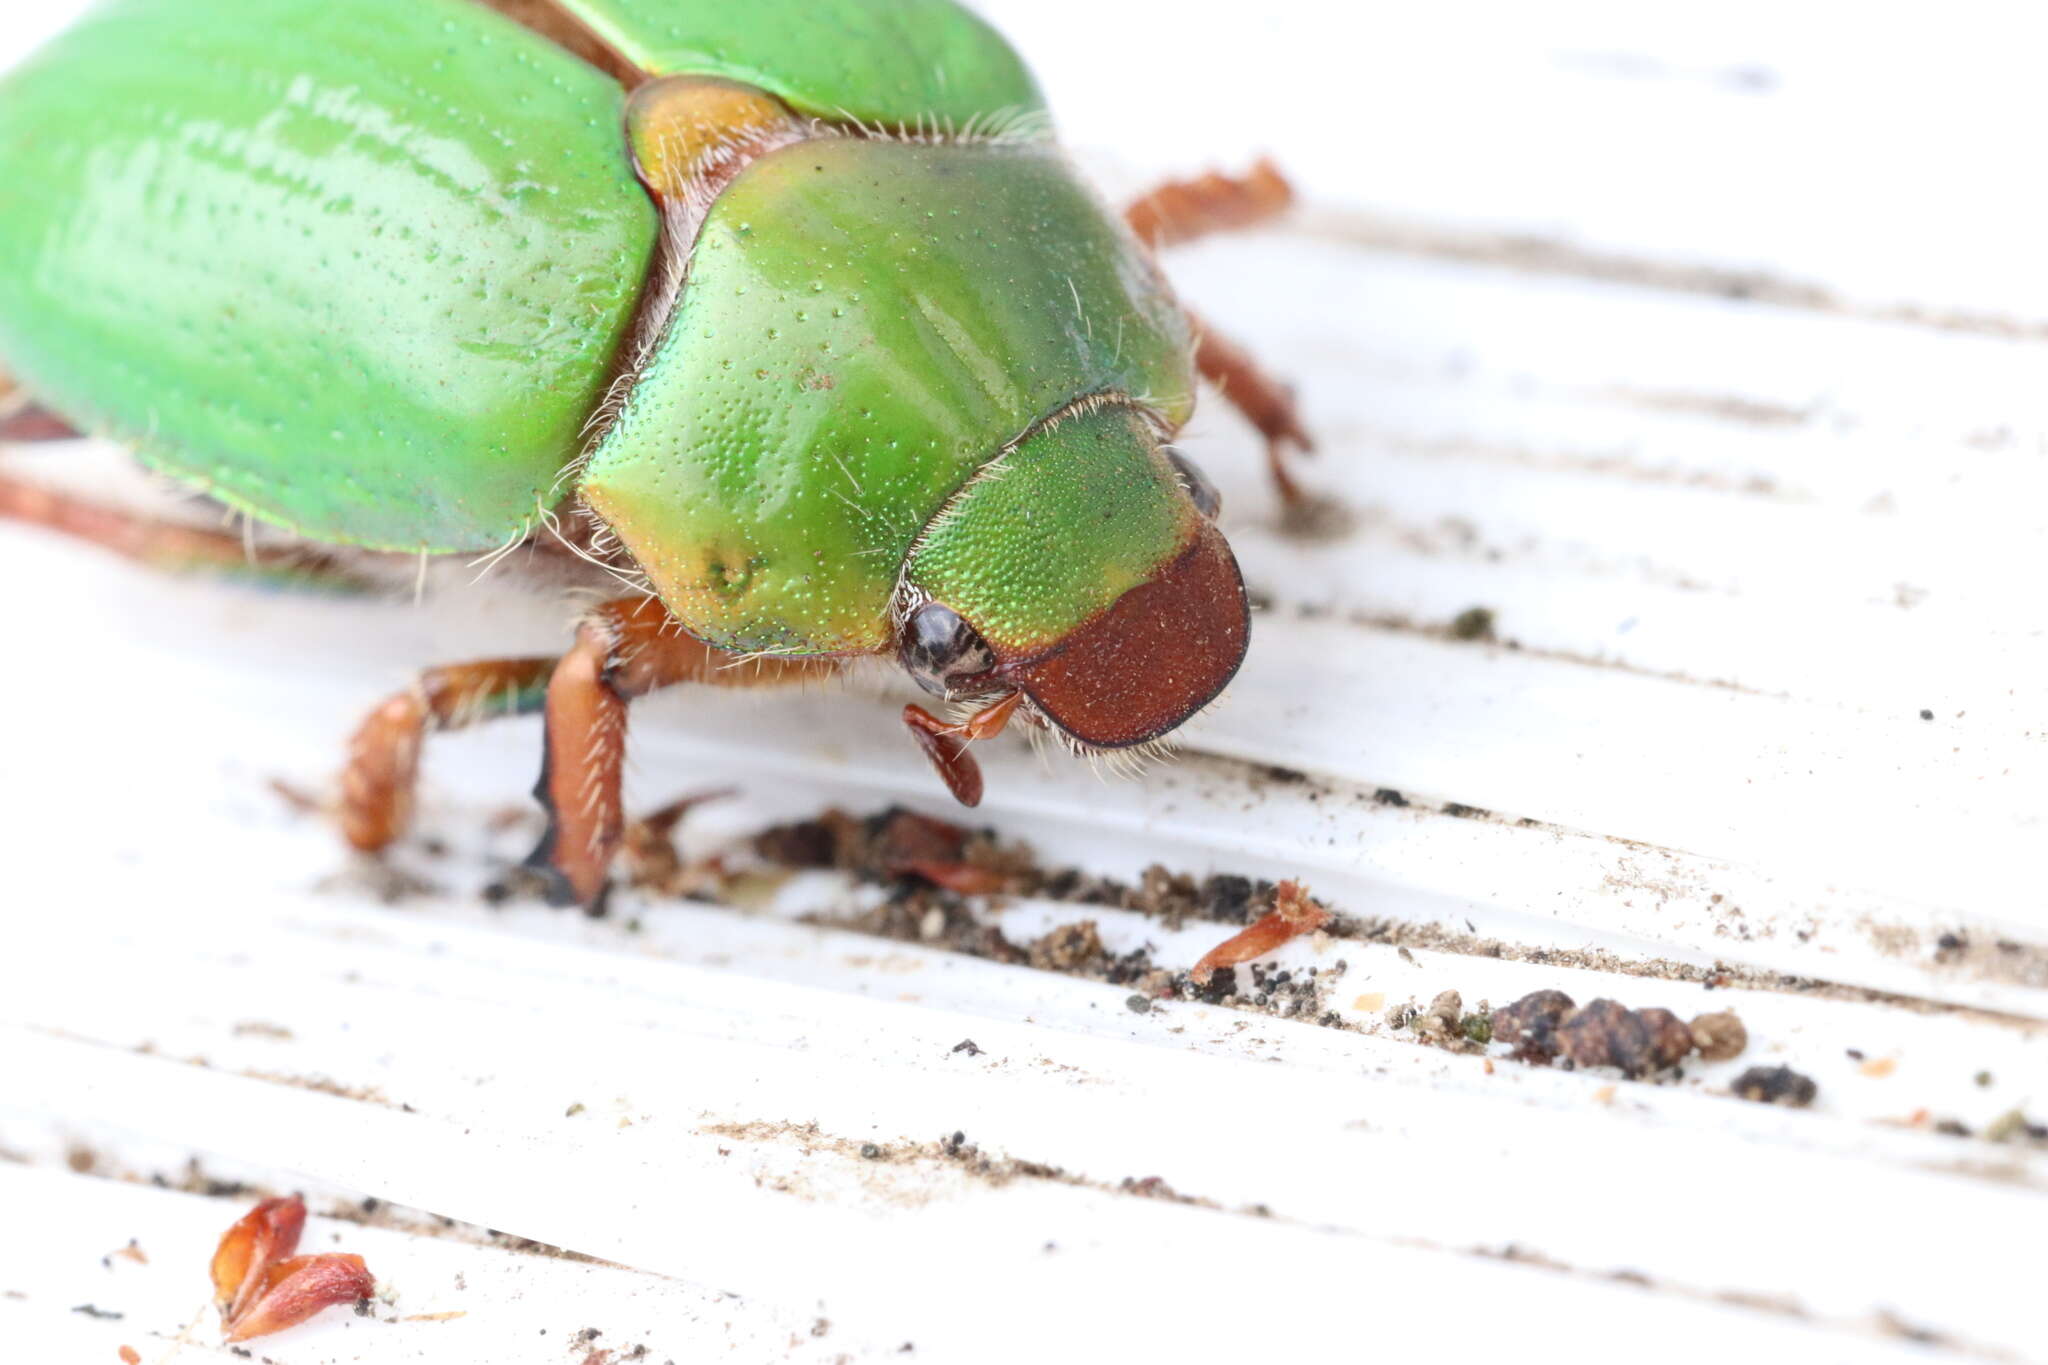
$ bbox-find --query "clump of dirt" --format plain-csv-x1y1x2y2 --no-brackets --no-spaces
745,808,1345,1021
1490,990,1575,1062
1028,921,1107,973
1491,989,1738,1078
1448,606,1497,641
1689,1010,1748,1060
1556,1000,1694,1077
1732,1065,1818,1107
751,805,1030,893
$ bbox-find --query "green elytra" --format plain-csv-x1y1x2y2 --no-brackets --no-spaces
0,0,1196,660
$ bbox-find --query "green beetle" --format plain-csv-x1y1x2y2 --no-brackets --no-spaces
0,0,1310,906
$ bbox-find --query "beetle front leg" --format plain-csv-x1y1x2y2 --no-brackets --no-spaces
526,595,836,909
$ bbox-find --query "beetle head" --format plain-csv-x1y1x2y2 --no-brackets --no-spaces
898,399,1247,757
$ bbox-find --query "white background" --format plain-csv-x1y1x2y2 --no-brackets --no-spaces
3,2,2045,1361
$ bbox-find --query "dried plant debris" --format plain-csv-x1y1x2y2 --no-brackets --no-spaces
210,1194,374,1343
1190,880,1331,984
751,806,1029,896
1731,1066,1819,1108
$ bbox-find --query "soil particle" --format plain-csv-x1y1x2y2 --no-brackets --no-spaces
1409,990,1472,1050
1557,1001,1693,1078
1492,990,1711,1078
1200,874,1256,924
1117,1175,1192,1202
1134,864,1203,929
950,1039,982,1057
1028,920,1106,973
1688,1011,1748,1061
1192,965,1237,1004
1983,1109,2048,1146
1448,606,1497,641
1731,1065,1818,1107
1491,990,1577,1062
1124,994,1153,1015
1372,787,1409,807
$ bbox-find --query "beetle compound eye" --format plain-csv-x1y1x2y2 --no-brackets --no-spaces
1165,447,1222,519
900,601,996,698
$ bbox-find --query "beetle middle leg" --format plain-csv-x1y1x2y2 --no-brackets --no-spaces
1123,160,1318,512
527,595,836,908
342,595,835,910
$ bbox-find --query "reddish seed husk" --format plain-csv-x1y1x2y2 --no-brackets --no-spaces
1190,879,1328,984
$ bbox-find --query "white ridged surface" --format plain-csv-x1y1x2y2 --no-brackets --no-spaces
4,1,2044,1361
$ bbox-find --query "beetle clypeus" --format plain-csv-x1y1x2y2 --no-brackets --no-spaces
0,0,1310,907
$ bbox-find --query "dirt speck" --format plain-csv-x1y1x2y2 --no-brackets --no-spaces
1448,605,1497,641
1028,920,1105,973
1732,1065,1818,1107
